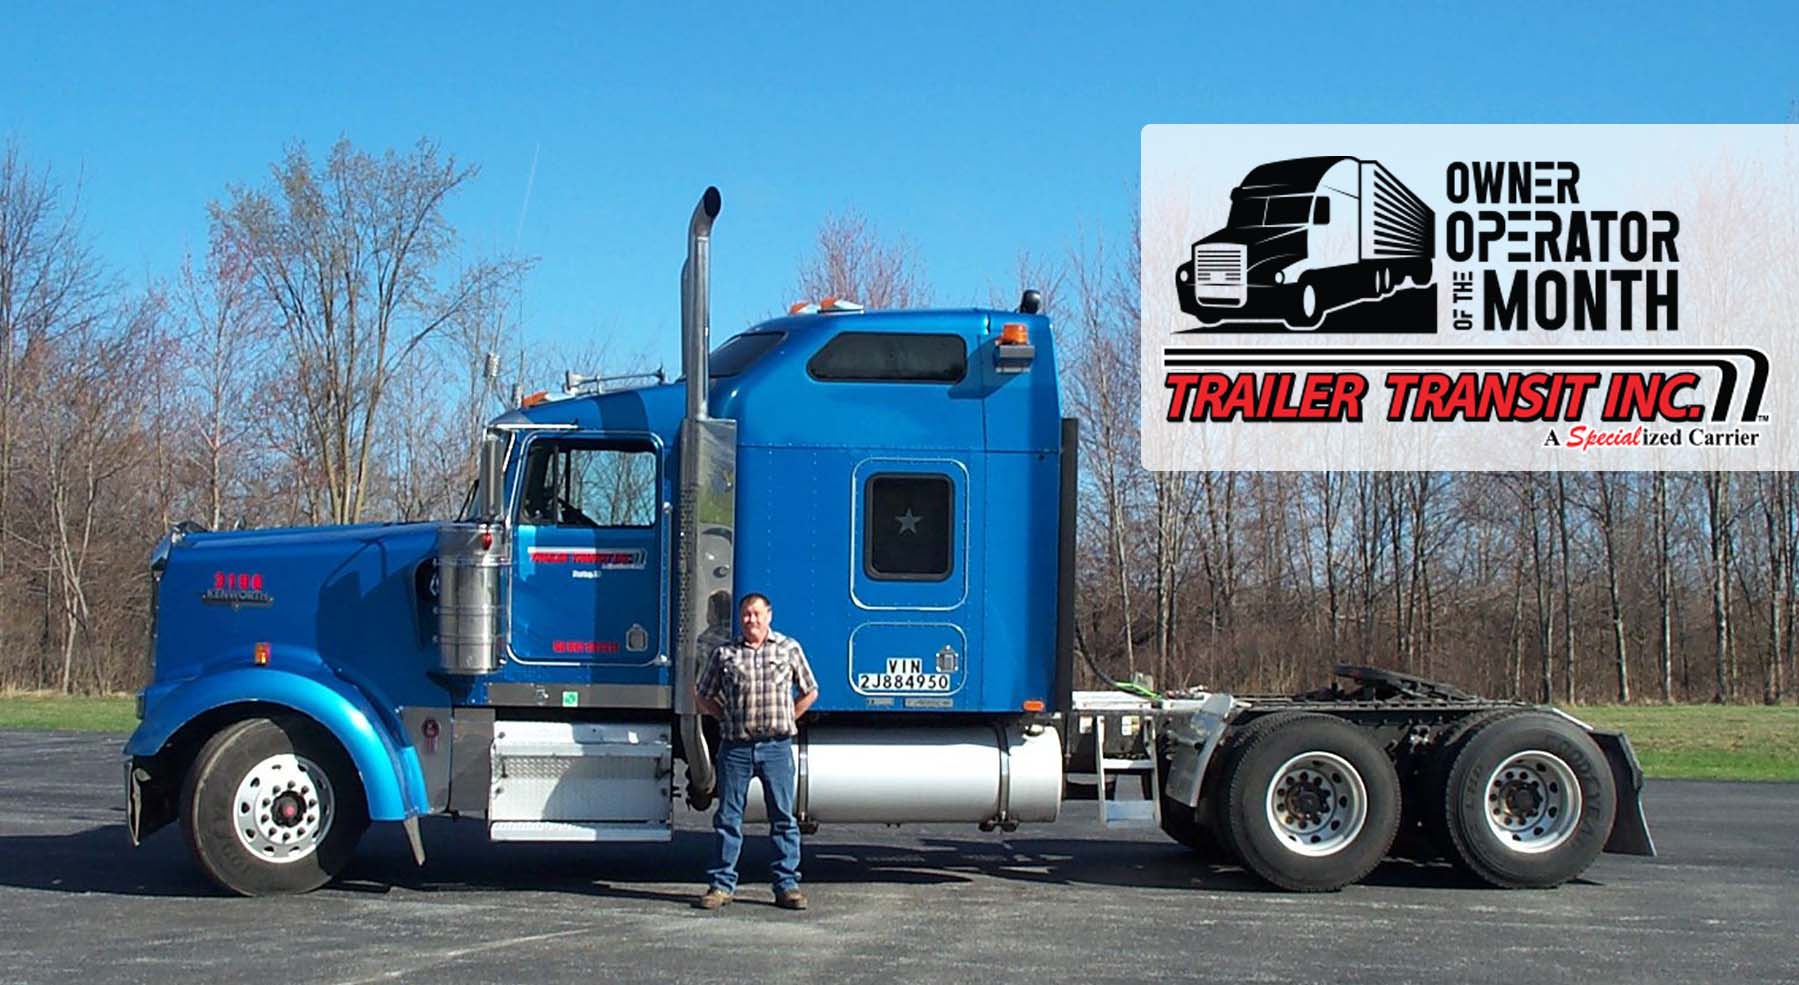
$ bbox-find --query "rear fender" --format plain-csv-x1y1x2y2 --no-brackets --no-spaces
1590,729,1656,856
126,662,428,823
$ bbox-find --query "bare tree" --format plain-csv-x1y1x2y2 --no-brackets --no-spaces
1555,471,1576,704
176,232,270,528
793,209,929,309
1062,231,1139,680
15,294,161,690
1704,470,1734,702
211,138,526,524
0,142,111,688
1590,472,1629,702
1654,471,1674,701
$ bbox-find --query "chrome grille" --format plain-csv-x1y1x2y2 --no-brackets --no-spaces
1192,244,1244,284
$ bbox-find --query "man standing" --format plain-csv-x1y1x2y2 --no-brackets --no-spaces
694,593,818,910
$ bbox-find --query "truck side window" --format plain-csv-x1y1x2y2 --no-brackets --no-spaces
865,473,953,580
808,332,966,383
519,442,656,528
1313,196,1330,224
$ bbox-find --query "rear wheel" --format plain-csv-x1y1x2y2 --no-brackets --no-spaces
180,715,368,896
1423,708,1530,856
1439,712,1615,888
1217,714,1399,891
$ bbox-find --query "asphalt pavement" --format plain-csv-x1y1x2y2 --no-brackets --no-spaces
1,729,1794,985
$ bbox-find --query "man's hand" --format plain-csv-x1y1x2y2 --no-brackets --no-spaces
696,691,722,719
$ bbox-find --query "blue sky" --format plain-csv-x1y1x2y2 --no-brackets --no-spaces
3,2,1794,376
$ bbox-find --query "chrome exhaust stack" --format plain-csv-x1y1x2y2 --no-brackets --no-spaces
681,186,721,421
676,187,733,808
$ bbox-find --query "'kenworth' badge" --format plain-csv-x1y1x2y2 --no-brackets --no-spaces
202,571,274,608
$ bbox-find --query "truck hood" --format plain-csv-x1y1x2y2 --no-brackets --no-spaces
152,521,442,685
176,521,438,551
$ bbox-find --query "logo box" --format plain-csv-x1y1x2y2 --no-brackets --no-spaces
1140,125,1798,471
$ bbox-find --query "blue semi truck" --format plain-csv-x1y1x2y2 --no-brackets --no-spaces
125,189,1651,895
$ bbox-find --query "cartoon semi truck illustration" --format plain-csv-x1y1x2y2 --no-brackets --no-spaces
1175,156,1435,329
124,188,1649,897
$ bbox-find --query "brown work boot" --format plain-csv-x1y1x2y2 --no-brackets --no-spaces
775,888,808,911
693,887,733,910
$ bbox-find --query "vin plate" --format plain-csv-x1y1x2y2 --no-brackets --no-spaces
856,657,951,693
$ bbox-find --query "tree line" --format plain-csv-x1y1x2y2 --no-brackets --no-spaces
0,136,1791,704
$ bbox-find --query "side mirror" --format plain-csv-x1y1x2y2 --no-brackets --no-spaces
476,429,507,520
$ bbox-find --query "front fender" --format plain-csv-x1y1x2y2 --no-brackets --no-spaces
126,665,428,821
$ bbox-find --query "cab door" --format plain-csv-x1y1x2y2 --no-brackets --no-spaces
508,433,665,667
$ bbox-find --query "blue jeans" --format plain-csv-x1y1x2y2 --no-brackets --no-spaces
707,737,801,894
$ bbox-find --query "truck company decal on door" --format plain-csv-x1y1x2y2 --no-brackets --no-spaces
1140,125,1795,471
526,547,646,569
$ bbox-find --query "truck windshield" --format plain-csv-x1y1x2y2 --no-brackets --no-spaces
710,331,785,377
1228,198,1264,227
1265,195,1314,225
1228,194,1315,227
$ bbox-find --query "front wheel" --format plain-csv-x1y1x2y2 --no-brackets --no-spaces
1440,712,1616,888
1288,279,1324,330
1217,714,1400,891
180,715,368,895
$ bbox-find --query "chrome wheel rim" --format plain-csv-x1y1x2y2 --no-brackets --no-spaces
1482,750,1581,854
1264,751,1368,857
232,753,334,864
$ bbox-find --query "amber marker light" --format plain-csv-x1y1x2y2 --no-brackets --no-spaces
1022,699,1045,713
1001,323,1030,345
254,642,271,666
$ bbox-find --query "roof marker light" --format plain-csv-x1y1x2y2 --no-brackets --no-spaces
994,323,1036,375
254,642,271,666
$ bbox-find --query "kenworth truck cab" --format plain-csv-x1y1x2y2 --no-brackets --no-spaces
126,189,1651,896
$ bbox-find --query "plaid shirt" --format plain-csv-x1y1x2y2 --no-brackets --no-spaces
698,630,818,741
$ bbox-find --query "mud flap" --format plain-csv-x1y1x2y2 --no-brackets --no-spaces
1591,730,1656,856
402,816,426,866
126,763,173,846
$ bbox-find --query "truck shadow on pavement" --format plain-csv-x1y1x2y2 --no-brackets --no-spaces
0,818,1551,901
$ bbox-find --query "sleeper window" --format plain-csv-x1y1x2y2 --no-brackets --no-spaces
865,474,954,580
808,332,966,383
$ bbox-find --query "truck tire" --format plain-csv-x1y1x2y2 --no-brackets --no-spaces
1439,712,1616,889
1413,261,1433,288
1421,707,1532,857
1217,713,1400,891
1154,748,1230,861
1289,278,1324,330
180,715,368,896
1158,710,1302,860
1158,793,1229,860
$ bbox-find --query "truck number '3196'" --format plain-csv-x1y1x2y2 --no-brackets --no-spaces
857,658,950,692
